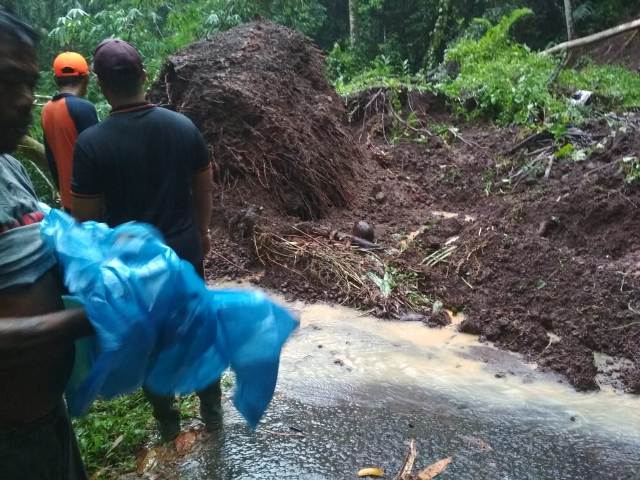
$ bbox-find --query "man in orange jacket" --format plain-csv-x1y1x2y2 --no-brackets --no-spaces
41,52,98,212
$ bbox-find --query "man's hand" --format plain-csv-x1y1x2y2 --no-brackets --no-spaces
200,229,211,256
192,165,213,255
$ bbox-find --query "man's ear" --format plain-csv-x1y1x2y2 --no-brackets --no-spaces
96,76,107,95
81,75,90,95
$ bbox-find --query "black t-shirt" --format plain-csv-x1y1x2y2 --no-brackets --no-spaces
72,104,210,240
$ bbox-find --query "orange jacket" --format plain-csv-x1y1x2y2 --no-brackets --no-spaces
41,93,98,209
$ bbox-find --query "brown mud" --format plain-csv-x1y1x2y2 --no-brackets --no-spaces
149,21,362,221
151,22,640,394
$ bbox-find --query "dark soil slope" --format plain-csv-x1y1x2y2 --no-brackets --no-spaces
149,21,363,221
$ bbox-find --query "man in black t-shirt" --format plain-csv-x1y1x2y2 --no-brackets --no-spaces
72,39,220,441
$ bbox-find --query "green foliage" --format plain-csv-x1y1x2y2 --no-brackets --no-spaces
572,0,639,36
439,8,564,125
326,43,366,84
367,262,434,310
73,371,234,476
72,391,156,474
331,50,425,96
560,64,640,110
437,8,640,126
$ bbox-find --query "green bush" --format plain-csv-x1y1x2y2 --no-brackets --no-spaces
72,391,156,474
560,64,640,110
329,48,427,96
438,8,565,125
438,8,640,126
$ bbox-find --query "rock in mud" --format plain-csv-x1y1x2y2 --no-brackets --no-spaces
422,310,450,328
352,221,375,242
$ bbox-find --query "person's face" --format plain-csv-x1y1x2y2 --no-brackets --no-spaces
0,36,38,154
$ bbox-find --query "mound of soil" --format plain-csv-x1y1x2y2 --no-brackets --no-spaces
149,21,362,221
247,88,640,393
150,25,638,393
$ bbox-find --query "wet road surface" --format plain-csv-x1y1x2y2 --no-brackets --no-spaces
165,300,640,479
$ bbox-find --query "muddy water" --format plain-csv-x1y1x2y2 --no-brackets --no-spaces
179,300,640,479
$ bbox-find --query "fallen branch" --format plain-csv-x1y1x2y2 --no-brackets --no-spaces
503,131,552,155
389,108,434,138
542,18,640,55
394,439,417,480
446,127,485,150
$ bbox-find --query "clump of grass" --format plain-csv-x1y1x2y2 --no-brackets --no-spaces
560,64,640,109
73,391,155,475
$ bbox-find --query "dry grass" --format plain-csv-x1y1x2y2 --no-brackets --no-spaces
255,229,434,317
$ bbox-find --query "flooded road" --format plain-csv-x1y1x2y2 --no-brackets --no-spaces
175,300,640,479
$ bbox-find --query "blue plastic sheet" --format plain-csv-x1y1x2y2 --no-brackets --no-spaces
41,209,298,428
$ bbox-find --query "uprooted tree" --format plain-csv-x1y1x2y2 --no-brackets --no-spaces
149,21,364,222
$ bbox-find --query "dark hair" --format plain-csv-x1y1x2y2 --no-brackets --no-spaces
55,75,87,88
0,8,38,48
98,69,143,97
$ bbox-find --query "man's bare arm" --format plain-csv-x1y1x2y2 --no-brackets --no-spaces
192,164,213,255
0,308,93,351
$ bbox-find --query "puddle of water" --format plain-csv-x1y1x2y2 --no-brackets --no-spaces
166,293,640,479
284,301,640,438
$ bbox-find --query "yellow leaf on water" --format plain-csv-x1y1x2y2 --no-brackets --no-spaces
357,466,385,477
417,457,452,480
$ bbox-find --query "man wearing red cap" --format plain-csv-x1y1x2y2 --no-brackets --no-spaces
41,52,98,212
71,39,220,442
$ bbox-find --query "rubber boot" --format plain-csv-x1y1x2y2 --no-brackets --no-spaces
197,380,223,431
143,387,181,442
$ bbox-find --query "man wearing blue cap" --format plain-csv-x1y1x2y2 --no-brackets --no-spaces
71,38,221,442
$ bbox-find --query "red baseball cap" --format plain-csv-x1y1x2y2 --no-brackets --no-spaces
92,39,143,77
53,52,89,77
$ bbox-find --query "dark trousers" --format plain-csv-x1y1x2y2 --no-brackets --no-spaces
143,380,222,428
146,226,222,432
0,402,87,480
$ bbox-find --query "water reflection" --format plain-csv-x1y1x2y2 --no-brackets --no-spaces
175,299,639,479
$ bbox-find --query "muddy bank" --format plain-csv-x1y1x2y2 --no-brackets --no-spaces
217,105,640,393
151,23,639,393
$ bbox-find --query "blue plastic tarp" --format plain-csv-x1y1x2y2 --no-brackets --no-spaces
41,209,298,428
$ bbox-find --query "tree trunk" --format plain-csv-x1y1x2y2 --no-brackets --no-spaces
348,0,357,46
543,17,640,55
564,0,575,40
427,0,452,68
